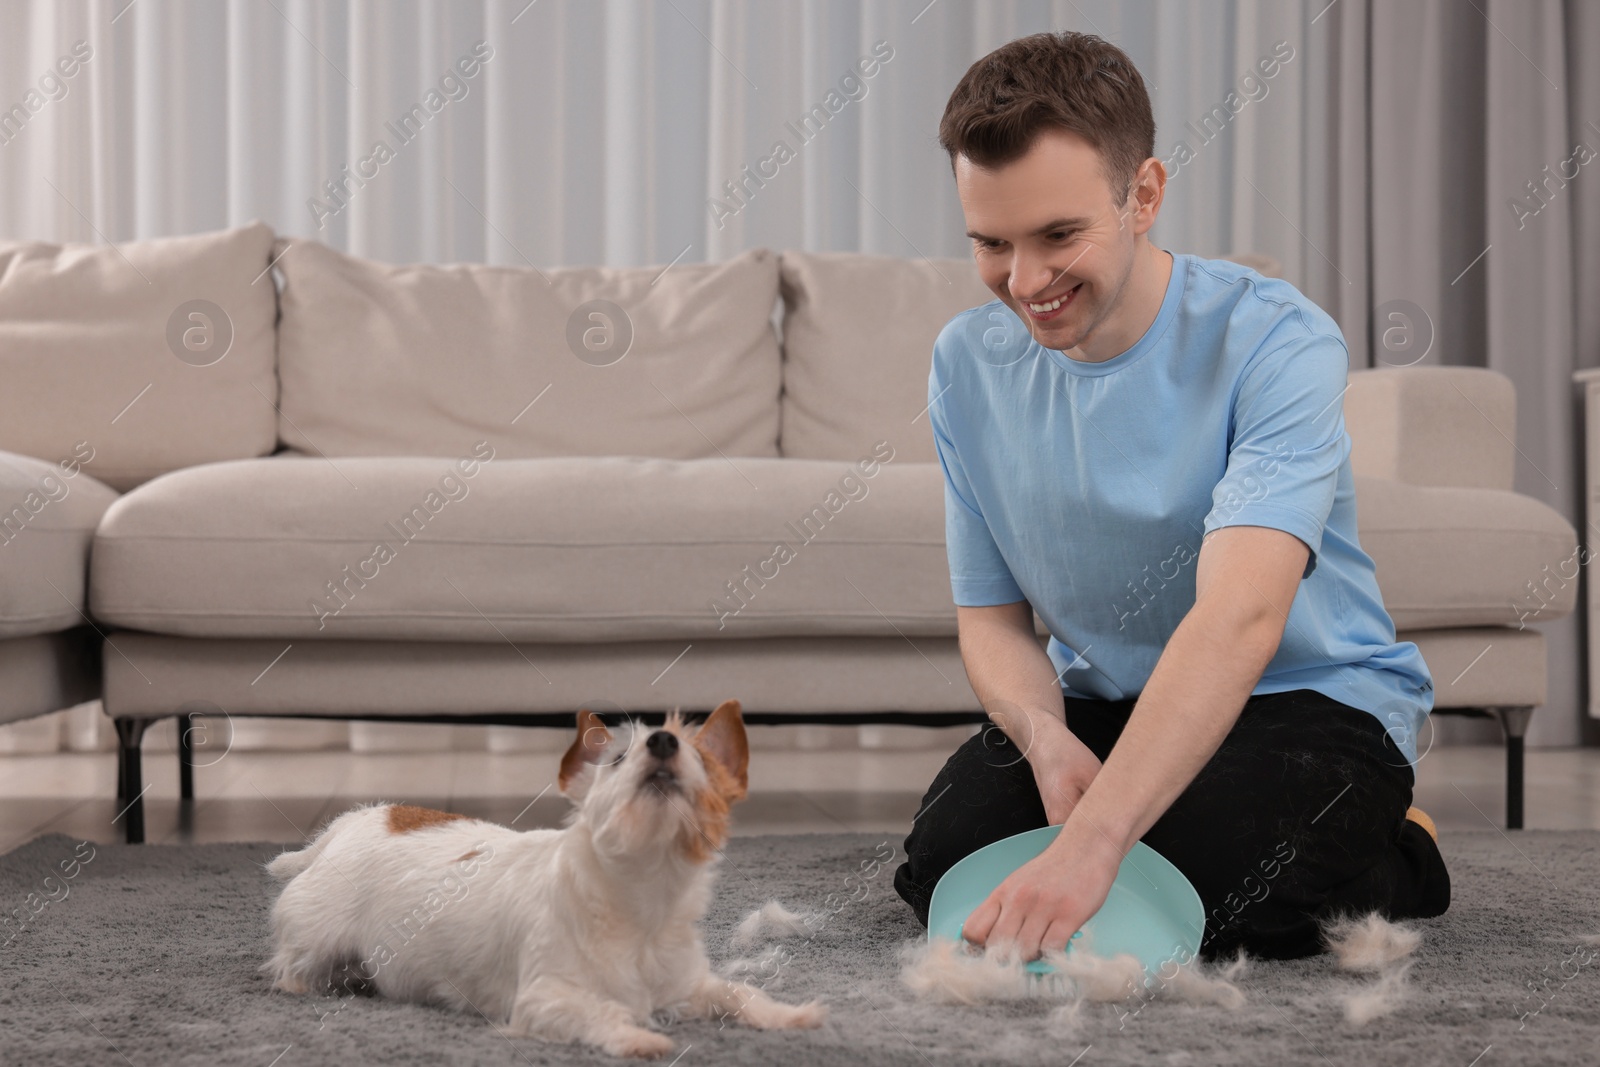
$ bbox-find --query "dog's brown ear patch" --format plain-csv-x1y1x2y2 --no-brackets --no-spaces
387,804,467,834
559,708,613,794
693,699,749,803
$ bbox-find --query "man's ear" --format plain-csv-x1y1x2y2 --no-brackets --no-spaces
694,699,748,802
559,709,613,796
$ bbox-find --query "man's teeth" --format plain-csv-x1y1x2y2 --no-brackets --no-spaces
1027,287,1077,313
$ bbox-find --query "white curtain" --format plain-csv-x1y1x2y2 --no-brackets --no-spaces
2,0,1336,271
2,0,1594,746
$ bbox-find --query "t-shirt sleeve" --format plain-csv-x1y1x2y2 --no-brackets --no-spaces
1202,331,1351,580
928,337,1027,607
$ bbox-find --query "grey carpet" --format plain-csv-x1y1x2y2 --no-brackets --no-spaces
2,828,1597,1066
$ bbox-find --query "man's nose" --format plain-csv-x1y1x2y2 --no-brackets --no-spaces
1011,257,1068,300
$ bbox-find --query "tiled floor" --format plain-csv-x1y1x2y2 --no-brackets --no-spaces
3,738,1597,854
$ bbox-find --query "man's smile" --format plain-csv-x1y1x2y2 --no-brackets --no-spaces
1022,282,1083,321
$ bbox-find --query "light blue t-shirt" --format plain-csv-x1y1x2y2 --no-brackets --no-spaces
928,251,1434,769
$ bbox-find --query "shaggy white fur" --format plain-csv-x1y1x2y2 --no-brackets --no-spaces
1319,910,1423,1024
898,938,1042,1004
1051,945,1147,1002
729,900,814,952
1161,949,1249,1009
719,944,789,981
1340,960,1413,1024
898,936,1251,1012
1321,911,1422,972
896,910,1429,1026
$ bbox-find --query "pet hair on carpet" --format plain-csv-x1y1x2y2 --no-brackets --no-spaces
1340,960,1414,1025
898,937,1043,1004
728,899,815,952
1160,948,1250,1009
898,936,1251,1012
1319,910,1422,1024
1321,910,1423,972
718,943,788,982
1050,941,1148,1002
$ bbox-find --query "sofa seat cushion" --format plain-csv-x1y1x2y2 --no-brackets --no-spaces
0,451,119,639
89,458,1568,643
1353,475,1577,629
91,449,957,642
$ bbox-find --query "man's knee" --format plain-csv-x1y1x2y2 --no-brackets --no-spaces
893,857,935,927
892,726,1047,926
1144,722,1414,960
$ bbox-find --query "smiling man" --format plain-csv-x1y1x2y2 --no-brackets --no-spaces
891,32,1450,963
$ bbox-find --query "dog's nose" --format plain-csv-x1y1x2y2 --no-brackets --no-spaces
646,730,678,760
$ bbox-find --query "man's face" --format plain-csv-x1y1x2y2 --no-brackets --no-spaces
955,128,1140,355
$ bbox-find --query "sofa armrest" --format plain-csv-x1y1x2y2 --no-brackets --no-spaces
1344,366,1516,490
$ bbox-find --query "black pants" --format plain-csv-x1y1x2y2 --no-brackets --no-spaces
893,688,1450,960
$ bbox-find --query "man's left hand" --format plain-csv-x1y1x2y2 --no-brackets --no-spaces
959,817,1126,960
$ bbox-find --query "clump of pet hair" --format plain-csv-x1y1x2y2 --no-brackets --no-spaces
729,899,815,952
899,936,1251,1010
1321,910,1421,972
1320,910,1422,1024
1339,960,1413,1024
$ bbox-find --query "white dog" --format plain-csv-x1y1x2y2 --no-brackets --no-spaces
263,699,825,1057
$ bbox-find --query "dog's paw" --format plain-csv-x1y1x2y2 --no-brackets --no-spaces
774,1004,825,1023
272,974,310,995
601,1026,676,1059
742,997,827,1030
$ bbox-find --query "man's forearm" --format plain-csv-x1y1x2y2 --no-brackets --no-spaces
1064,603,1281,854
959,608,1080,758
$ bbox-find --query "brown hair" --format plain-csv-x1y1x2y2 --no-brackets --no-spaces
938,32,1156,205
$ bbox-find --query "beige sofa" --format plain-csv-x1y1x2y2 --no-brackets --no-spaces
0,223,1577,841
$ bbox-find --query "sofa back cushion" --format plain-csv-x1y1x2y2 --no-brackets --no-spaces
777,250,995,464
0,222,279,490
1344,366,1516,490
273,240,782,461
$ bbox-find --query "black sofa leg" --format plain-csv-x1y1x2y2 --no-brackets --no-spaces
178,712,195,802
114,718,151,844
1488,706,1533,830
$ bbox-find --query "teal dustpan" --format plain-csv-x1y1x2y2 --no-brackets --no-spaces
927,825,1206,977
